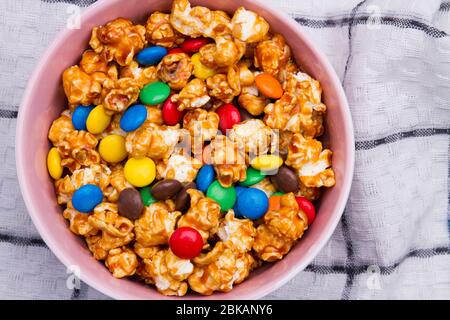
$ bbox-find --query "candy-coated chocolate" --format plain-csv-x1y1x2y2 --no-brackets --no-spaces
120,104,147,132
216,103,241,133
140,186,157,206
239,167,266,186
255,73,283,99
124,157,156,187
175,182,196,212
191,53,216,80
233,186,248,218
136,46,167,66
151,179,183,200
181,37,209,53
72,105,94,130
139,81,171,105
196,165,215,193
270,165,299,193
250,154,283,171
47,147,63,179
118,188,144,220
162,96,184,126
72,184,103,213
296,196,316,225
98,134,127,163
235,188,269,220
169,227,203,259
86,105,112,134
206,180,236,211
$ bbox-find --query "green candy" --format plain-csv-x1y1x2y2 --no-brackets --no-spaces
272,191,285,196
140,186,157,206
206,181,236,211
140,81,170,105
239,167,266,187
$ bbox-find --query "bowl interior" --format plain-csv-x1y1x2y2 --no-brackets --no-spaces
17,0,354,299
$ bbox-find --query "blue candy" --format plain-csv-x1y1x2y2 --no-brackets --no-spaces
137,46,168,66
235,188,269,220
233,186,247,218
120,104,147,132
72,105,94,130
196,165,215,193
72,184,103,213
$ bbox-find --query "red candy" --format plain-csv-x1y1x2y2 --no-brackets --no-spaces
216,103,241,133
168,48,184,55
169,227,203,259
295,196,316,225
162,96,184,126
181,37,210,53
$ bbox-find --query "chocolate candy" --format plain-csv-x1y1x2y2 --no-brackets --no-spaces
175,182,196,212
72,105,94,130
255,73,283,99
296,196,316,225
72,184,103,213
139,81,171,105
181,37,209,53
162,96,184,126
216,103,241,132
136,46,167,66
169,227,203,259
235,188,269,220
120,104,147,132
239,167,266,187
206,180,236,211
270,166,299,193
140,186,157,206
118,188,144,220
196,164,215,192
151,179,183,200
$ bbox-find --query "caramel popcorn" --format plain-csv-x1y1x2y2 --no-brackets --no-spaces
63,204,97,236
210,135,246,187
285,133,335,188
231,7,269,43
198,44,217,68
263,93,297,130
238,85,269,116
48,114,74,144
251,178,277,198
101,78,140,114
80,50,109,74
156,153,202,183
156,53,193,90
213,35,246,67
254,34,291,80
177,189,221,241
296,181,322,201
204,10,232,38
264,193,308,240
104,164,132,202
183,108,219,146
144,249,193,296
206,73,239,103
253,224,294,262
135,201,181,246
234,252,257,284
146,12,184,47
55,130,100,171
228,119,273,155
217,211,255,253
89,18,147,66
134,243,160,259
119,61,157,88
62,66,102,106
145,106,164,125
105,247,138,278
170,0,212,38
172,78,210,111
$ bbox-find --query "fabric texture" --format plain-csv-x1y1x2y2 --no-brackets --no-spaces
0,0,449,300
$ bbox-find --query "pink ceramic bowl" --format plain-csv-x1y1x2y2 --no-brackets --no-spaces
16,0,354,299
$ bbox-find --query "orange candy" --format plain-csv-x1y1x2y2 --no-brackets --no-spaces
268,195,281,211
255,73,283,99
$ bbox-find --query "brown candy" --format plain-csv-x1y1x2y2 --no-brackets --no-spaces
175,182,196,212
151,179,183,200
270,166,299,193
118,188,144,220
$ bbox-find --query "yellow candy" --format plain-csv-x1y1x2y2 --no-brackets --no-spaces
47,147,63,179
86,105,111,134
99,135,127,163
250,154,283,171
124,157,156,187
191,53,216,80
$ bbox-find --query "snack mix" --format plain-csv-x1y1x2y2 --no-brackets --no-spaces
47,0,335,296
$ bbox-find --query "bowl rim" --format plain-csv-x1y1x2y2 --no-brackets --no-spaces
16,0,355,300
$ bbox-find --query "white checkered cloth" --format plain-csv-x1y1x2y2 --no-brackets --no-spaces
0,0,448,300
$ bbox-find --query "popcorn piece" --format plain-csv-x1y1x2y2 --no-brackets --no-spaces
213,35,246,67
62,66,102,106
203,10,232,38
210,135,246,187
80,50,109,74
228,119,273,155
135,201,181,246
156,153,202,183
206,73,239,103
231,7,269,43
104,164,132,202
89,18,147,66
252,224,294,262
48,114,74,144
156,53,193,90
55,130,100,171
285,133,335,188
101,78,140,114
254,34,291,80
264,193,308,240
199,44,218,68
250,178,276,198
145,106,164,125
238,85,269,116
125,123,181,159
134,243,160,259
217,210,255,253
63,204,98,236
146,12,184,47
183,108,219,155
233,252,257,284
170,0,212,38
172,78,210,111
105,247,138,278
295,181,322,201
120,61,157,88
144,249,193,296
177,189,221,241
54,164,111,205
263,93,297,130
